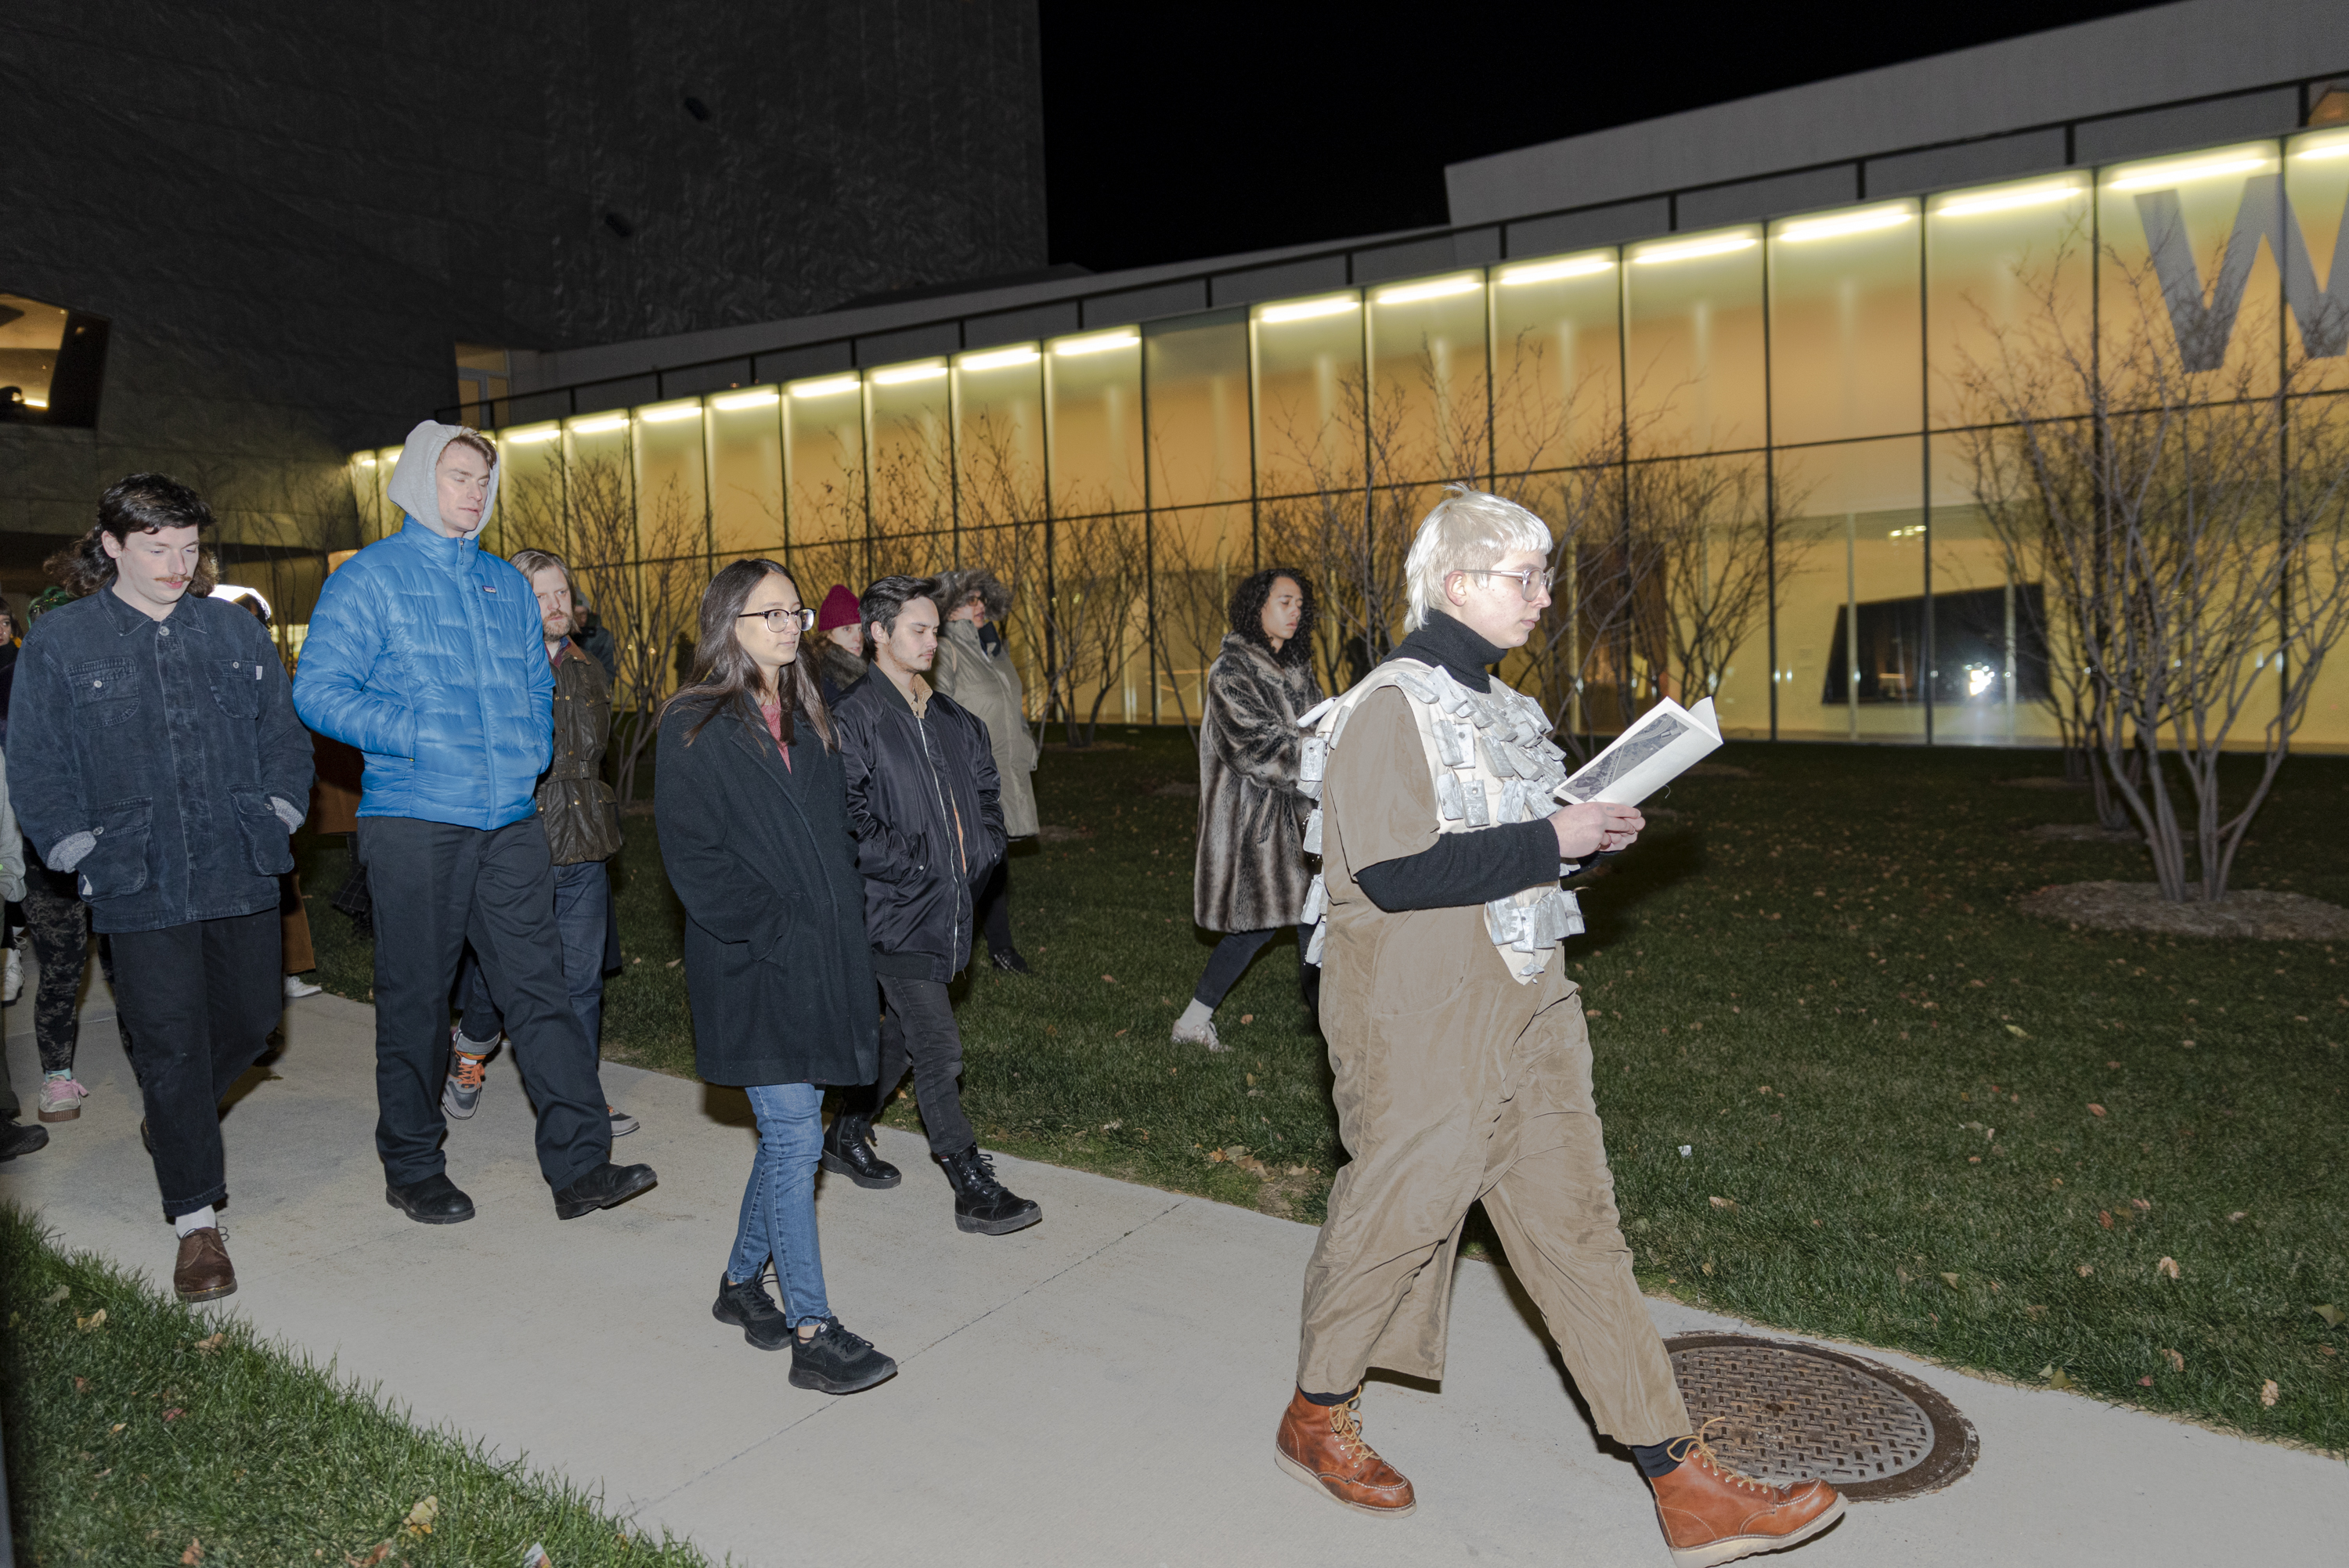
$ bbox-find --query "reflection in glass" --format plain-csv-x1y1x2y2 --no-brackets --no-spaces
1146,313,1250,508
1625,229,1766,455
1253,297,1364,497
1492,253,1622,477
708,389,786,557
1772,438,1926,741
1369,275,1489,484
1769,202,1921,445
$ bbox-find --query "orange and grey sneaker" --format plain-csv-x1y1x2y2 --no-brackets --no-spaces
442,1029,490,1119
1274,1386,1416,1516
1647,1419,1846,1567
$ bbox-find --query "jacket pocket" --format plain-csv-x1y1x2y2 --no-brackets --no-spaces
229,788,296,876
207,658,265,719
76,797,153,899
66,658,139,730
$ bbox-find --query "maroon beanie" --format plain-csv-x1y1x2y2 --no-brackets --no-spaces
817,584,861,632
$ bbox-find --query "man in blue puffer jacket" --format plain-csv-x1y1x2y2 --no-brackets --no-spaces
296,420,656,1226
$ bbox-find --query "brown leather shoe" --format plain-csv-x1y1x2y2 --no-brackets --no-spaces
1649,1421,1846,1567
172,1227,237,1303
1273,1386,1415,1516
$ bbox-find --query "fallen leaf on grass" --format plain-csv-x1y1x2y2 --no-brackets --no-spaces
2004,1024,2030,1038
2131,1198,2152,1214
1113,1029,1128,1037
2087,1104,2107,1117
2098,1210,2114,1229
2139,1376,2154,1386
161,1408,183,1422
2024,1303,2048,1320
42,1285,69,1305
1940,1272,1961,1290
664,958,680,968
2313,1303,2344,1328
76,1310,106,1332
2228,1211,2248,1223
1708,1195,1739,1212
108,1422,124,1434
520,1545,554,1568
70,1376,87,1392
181,1539,202,1565
346,1545,393,1568
1100,974,1117,984
192,1332,226,1354
2164,1348,2185,1372
2042,1365,2074,1390
401,1497,438,1537
1239,1013,1254,1024
2157,1256,2181,1279
2260,1379,2279,1408
2078,1264,2094,1277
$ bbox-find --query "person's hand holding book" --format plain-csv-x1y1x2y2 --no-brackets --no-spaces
1549,799,1644,859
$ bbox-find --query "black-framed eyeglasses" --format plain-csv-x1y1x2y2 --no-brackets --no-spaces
1460,567,1556,600
738,607,815,633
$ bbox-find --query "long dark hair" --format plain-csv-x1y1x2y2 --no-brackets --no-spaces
1228,565,1315,668
51,474,222,598
662,560,835,750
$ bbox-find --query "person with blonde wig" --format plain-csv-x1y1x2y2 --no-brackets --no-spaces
1272,487,1845,1567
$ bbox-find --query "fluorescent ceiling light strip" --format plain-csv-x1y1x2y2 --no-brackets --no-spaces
871,363,947,385
503,427,561,445
1499,257,1613,285
1258,297,1359,323
570,416,629,434
2296,135,2349,161
790,375,861,398
961,346,1040,370
1375,276,1480,305
1935,181,2084,217
1776,206,1913,243
1053,331,1138,356
711,389,780,411
2107,154,2272,190
1631,235,1756,265
640,402,703,423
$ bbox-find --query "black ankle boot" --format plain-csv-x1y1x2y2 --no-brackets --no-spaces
821,1114,902,1189
788,1316,897,1394
940,1144,1042,1235
712,1271,792,1351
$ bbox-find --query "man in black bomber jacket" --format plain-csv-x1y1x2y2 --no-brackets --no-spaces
828,575,1041,1237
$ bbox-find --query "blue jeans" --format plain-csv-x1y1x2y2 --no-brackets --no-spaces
726,1081,831,1326
459,858,610,1052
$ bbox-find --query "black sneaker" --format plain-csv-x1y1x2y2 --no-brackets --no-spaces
553,1161,658,1220
821,1113,901,1189
788,1317,897,1394
989,948,1032,974
0,1119,49,1160
940,1144,1042,1235
712,1271,792,1351
384,1172,476,1224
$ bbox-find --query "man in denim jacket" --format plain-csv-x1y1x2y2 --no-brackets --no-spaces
295,421,654,1227
11,474,313,1302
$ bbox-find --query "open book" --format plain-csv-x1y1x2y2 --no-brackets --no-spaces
1553,697,1723,807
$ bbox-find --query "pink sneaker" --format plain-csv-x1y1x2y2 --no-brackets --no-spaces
37,1076,89,1123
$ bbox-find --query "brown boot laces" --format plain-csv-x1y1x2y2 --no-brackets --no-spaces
1665,1418,1773,1495
451,1052,487,1090
1327,1394,1373,1465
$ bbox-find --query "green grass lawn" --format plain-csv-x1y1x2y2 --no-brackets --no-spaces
296,731,2348,1453
0,1206,709,1568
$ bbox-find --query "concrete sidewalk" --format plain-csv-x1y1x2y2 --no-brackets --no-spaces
3,966,2343,1567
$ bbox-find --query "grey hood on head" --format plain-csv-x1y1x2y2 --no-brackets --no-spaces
385,419,500,538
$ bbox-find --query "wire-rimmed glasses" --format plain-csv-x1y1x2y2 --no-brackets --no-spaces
1460,566,1556,600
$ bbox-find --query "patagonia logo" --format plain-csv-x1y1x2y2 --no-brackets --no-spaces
480,584,498,593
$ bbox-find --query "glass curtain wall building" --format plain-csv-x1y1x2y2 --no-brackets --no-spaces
347,125,2349,750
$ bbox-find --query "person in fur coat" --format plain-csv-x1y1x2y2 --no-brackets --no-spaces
1175,568,1325,1051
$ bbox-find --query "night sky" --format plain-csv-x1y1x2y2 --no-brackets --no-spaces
1037,1,2164,274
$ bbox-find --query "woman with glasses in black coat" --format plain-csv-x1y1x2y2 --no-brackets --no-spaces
655,559,896,1395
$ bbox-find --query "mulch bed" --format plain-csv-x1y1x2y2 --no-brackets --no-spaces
2017,879,2349,939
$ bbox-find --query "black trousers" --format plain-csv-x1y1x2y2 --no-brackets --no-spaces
1193,924,1319,1011
868,974,977,1157
359,816,610,1190
109,907,280,1219
973,856,1014,957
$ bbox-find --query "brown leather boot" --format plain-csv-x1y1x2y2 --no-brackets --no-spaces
1273,1386,1416,1516
1648,1421,1846,1567
172,1227,237,1303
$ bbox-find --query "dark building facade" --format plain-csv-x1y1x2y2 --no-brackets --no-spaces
0,0,1046,606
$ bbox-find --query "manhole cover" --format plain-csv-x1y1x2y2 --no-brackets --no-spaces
1664,1333,1978,1501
